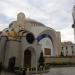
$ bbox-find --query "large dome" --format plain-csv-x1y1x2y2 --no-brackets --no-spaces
9,18,45,28
2,12,55,38
25,18,45,27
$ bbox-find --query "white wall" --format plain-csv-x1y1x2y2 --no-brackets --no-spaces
62,45,75,56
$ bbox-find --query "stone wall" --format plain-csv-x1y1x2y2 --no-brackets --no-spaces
45,57,75,64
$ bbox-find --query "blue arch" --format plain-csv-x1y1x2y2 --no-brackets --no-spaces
37,34,52,42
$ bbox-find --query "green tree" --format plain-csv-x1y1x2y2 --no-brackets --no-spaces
38,51,45,67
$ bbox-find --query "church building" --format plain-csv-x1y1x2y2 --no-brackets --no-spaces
0,12,61,69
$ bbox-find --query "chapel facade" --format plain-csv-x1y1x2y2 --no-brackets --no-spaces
0,12,61,69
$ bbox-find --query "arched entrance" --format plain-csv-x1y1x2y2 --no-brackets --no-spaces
24,49,31,68
37,34,54,56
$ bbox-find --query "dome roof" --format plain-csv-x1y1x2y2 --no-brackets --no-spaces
9,18,45,28
25,18,45,27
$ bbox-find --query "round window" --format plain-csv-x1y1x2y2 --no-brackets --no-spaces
26,33,35,44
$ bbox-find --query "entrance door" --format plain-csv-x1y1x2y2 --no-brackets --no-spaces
24,50,31,68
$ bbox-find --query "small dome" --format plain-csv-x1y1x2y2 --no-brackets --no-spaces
17,12,26,22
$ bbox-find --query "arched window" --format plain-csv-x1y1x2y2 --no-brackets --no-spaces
8,57,16,71
66,46,68,56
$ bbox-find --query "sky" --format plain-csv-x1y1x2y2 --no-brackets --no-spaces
0,0,75,43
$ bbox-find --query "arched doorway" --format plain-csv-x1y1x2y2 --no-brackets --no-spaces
24,49,31,68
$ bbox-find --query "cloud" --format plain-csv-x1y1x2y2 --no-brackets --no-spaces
59,26,74,43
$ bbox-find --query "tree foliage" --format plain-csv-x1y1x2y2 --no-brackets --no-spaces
38,51,45,67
